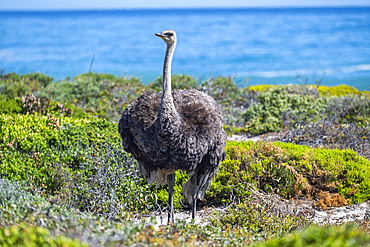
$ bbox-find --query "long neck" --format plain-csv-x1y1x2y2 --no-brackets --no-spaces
162,42,176,99
156,41,180,138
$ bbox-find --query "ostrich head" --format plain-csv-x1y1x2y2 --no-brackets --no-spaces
155,29,177,45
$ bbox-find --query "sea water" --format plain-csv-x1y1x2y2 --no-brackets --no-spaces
0,7,369,90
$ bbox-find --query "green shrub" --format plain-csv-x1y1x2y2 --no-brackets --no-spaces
201,76,240,101
150,74,199,92
205,153,252,204
318,85,362,97
206,141,299,204
223,125,249,136
244,85,329,134
44,72,146,121
0,113,88,153
257,224,370,247
276,142,370,204
0,113,88,194
324,95,370,124
0,178,147,246
73,72,117,82
248,85,276,92
209,198,309,236
0,98,23,115
0,112,159,213
205,141,370,206
0,73,53,98
0,224,87,247
0,93,90,119
65,142,158,214
21,72,53,88
59,117,120,148
248,84,365,97
0,179,48,226
125,197,309,247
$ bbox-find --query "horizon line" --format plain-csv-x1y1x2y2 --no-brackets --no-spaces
1,5,370,13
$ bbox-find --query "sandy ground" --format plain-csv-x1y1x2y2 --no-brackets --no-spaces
227,135,263,142
312,201,370,224
227,133,280,142
283,199,370,224
132,209,209,229
132,200,370,229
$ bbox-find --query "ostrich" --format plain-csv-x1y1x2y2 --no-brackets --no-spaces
118,29,226,223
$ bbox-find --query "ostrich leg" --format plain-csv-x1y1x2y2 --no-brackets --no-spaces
167,173,176,224
192,194,197,220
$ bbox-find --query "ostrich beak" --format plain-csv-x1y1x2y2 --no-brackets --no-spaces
155,33,163,37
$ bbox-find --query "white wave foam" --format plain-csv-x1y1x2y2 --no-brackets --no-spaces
245,68,333,78
239,64,370,79
341,64,370,73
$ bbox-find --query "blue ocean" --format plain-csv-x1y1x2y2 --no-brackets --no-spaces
0,7,369,90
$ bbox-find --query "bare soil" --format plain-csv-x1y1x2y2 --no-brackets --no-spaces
133,199,369,229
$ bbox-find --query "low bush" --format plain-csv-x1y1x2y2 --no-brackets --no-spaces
206,141,298,204
0,113,89,154
248,85,276,92
125,199,309,246
241,85,370,136
205,141,370,206
209,196,309,235
318,84,363,97
257,224,370,247
0,113,160,214
44,72,146,121
324,95,370,124
0,224,87,247
223,125,249,136
248,84,370,97
58,118,120,148
0,94,91,119
0,97,23,115
0,178,147,246
150,74,199,92
244,85,329,135
20,72,53,88
0,73,53,98
280,95,370,160
65,142,157,216
280,116,370,159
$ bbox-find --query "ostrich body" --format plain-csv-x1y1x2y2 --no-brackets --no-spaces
118,30,226,223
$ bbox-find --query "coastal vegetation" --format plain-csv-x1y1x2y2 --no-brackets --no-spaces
1,72,370,246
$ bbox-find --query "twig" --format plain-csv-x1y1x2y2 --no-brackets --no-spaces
83,54,95,111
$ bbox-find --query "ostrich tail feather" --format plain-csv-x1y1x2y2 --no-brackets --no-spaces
182,173,212,204
139,163,175,188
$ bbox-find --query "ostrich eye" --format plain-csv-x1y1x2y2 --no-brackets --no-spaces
165,33,174,37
